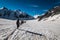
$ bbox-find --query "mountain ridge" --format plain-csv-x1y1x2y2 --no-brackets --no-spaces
0,7,34,20
38,6,60,21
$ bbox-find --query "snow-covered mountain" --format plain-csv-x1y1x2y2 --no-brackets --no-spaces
38,6,60,21
0,6,60,40
0,7,34,20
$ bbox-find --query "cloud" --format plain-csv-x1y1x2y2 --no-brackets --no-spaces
32,5,39,7
29,5,39,8
34,15,40,18
43,10,48,12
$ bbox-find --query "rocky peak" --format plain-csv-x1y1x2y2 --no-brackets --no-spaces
38,6,60,21
2,7,8,10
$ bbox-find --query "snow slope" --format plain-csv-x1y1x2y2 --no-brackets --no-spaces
8,14,60,40
0,14,60,40
0,18,17,40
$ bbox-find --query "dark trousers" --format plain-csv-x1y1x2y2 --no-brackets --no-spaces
17,24,19,28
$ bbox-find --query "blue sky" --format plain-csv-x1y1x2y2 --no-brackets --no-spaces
0,0,60,16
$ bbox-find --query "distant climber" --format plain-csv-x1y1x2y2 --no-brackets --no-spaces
21,20,24,24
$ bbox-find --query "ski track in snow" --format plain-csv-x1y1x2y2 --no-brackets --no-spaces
0,16,60,40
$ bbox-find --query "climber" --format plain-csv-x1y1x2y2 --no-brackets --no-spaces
16,18,20,28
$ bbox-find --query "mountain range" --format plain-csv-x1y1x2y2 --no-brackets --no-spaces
0,7,34,20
